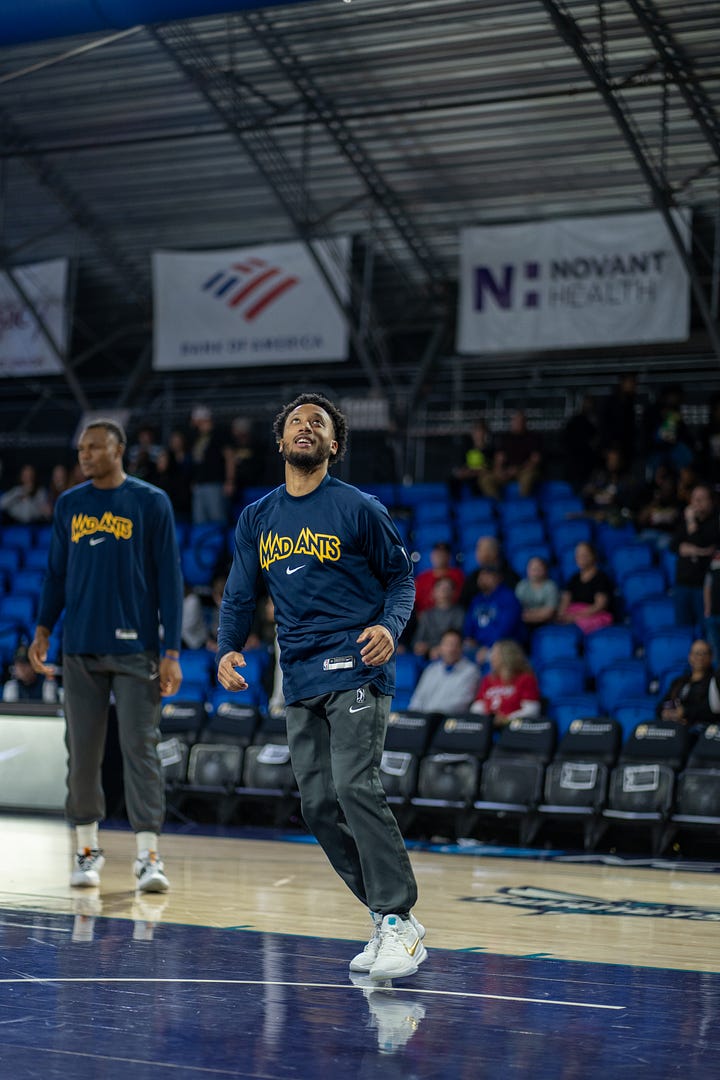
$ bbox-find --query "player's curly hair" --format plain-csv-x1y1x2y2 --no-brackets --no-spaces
83,418,127,447
272,393,348,464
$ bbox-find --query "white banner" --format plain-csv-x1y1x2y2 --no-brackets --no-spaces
456,211,691,353
153,238,351,369
0,258,70,376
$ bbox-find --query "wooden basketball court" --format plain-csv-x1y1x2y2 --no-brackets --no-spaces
1,814,719,1077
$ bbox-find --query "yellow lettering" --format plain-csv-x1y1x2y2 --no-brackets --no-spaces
71,511,133,544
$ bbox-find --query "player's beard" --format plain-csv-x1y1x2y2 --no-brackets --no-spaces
282,444,333,472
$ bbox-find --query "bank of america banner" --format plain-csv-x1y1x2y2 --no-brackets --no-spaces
0,258,70,376
456,210,691,353
153,238,350,369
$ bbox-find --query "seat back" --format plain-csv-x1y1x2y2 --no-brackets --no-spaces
537,658,586,701
675,769,720,818
583,625,634,679
429,713,493,759
555,717,621,765
542,760,608,808
242,743,295,791
606,762,675,814
620,719,689,769
644,628,694,681
596,659,647,715
493,716,557,763
417,754,480,802
530,624,583,667
379,751,419,799
202,700,262,745
687,722,720,768
186,743,244,787
384,709,436,755
158,736,190,784
478,757,545,806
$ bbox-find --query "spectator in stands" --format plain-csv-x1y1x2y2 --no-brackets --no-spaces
582,445,634,525
449,419,497,499
670,483,720,632
46,464,73,514
635,463,682,549
563,394,600,491
2,643,58,704
463,563,524,667
704,549,720,664
412,576,465,659
556,542,613,635
459,535,515,607
224,416,264,511
128,425,162,483
600,372,640,473
189,405,229,524
644,383,696,476
697,393,720,487
485,409,543,498
154,447,192,523
515,556,559,633
0,464,50,525
407,629,480,715
414,541,464,614
469,639,541,728
657,640,720,728
181,584,209,651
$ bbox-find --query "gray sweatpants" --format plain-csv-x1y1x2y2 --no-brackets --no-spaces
62,652,164,834
285,685,418,916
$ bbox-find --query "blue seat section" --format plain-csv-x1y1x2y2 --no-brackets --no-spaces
551,693,602,736
358,483,398,508
549,519,593,556
411,523,454,550
179,649,214,690
0,624,19,665
620,569,667,613
644,627,694,681
556,547,580,584
242,486,274,506
508,542,552,579
0,549,22,575
33,525,53,549
0,594,36,634
497,497,539,527
537,658,586,701
596,659,647,715
537,480,575,506
396,483,450,508
656,665,689,699
163,681,210,705
23,548,50,572
413,501,452,526
457,522,500,553
531,624,583,667
612,696,661,739
542,497,584,526
583,625,634,679
394,653,422,709
660,548,678,587
1,525,34,551
11,570,46,599
609,543,654,584
631,594,676,644
595,522,638,560
504,521,546,551
455,499,497,528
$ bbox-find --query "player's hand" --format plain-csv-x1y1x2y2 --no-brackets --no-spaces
357,625,394,667
217,651,249,691
28,630,53,676
159,657,183,698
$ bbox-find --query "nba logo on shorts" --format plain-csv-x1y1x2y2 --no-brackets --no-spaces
356,688,365,705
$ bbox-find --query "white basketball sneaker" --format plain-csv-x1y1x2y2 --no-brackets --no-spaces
70,848,105,888
350,910,425,973
369,914,428,980
134,850,170,893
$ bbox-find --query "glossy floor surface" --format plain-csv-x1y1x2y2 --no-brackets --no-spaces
1,817,720,1078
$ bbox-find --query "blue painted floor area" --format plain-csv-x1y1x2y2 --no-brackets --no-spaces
0,908,717,1079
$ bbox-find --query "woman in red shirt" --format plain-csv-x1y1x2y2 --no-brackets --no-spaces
470,639,541,727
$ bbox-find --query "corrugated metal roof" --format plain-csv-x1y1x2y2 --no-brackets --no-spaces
0,0,718,417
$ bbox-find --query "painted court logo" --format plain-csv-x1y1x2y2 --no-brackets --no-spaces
462,886,720,922
203,258,300,322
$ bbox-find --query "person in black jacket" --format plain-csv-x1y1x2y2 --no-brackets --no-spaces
657,640,720,729
670,483,720,632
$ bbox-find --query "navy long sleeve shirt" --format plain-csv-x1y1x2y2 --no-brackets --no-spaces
217,475,415,705
37,477,183,656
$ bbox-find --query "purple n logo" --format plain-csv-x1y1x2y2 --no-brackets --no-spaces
473,263,540,311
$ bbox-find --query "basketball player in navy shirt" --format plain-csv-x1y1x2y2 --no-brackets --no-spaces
217,393,427,980
29,419,184,894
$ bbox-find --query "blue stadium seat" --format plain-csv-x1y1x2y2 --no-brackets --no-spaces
23,548,50,572
11,570,45,600
1,525,33,552
551,693,602,736
413,501,452,526
584,625,634,679
0,595,35,635
557,547,580,584
537,658,586,701
620,568,666,613
543,497,584,526
538,480,575,506
0,550,21,575
33,525,53,549
358,483,398,507
411,523,454,550
530,623,583,667
455,499,497,528
508,542,552,579
631,594,676,645
660,548,678,587
497,497,539,527
0,624,19,665
595,522,638,561
504,521,546,551
609,543,654,584
395,653,423,702
396,483,450,508
612,696,661,740
549,518,593,557
181,548,216,587
644,627,694,681
179,649,214,690
456,522,500,554
596,659,647,715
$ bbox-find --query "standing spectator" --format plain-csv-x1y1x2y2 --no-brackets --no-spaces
563,395,600,491
407,628,480,714
28,419,184,894
469,639,541,727
486,410,543,498
644,383,696,476
154,447,192,523
189,405,228,524
224,416,264,511
463,563,524,667
127,425,162,484
216,393,425,982
459,535,516,608
600,372,640,474
705,550,720,664
515,556,559,632
2,643,58,704
412,576,465,660
635,464,682,549
0,464,50,524
556,542,613,635
670,483,720,632
46,463,73,514
414,541,464,614
582,445,634,525
698,393,720,487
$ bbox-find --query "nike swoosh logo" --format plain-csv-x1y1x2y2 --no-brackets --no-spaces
407,937,420,957
89,537,106,546
348,705,372,714
285,565,306,575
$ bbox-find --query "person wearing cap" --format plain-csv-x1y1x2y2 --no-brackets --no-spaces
2,644,58,704
462,563,524,668
28,419,184,895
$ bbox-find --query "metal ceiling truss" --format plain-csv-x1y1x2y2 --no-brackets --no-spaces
539,0,720,360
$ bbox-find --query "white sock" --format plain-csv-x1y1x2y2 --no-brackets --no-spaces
76,823,99,852
136,831,158,857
